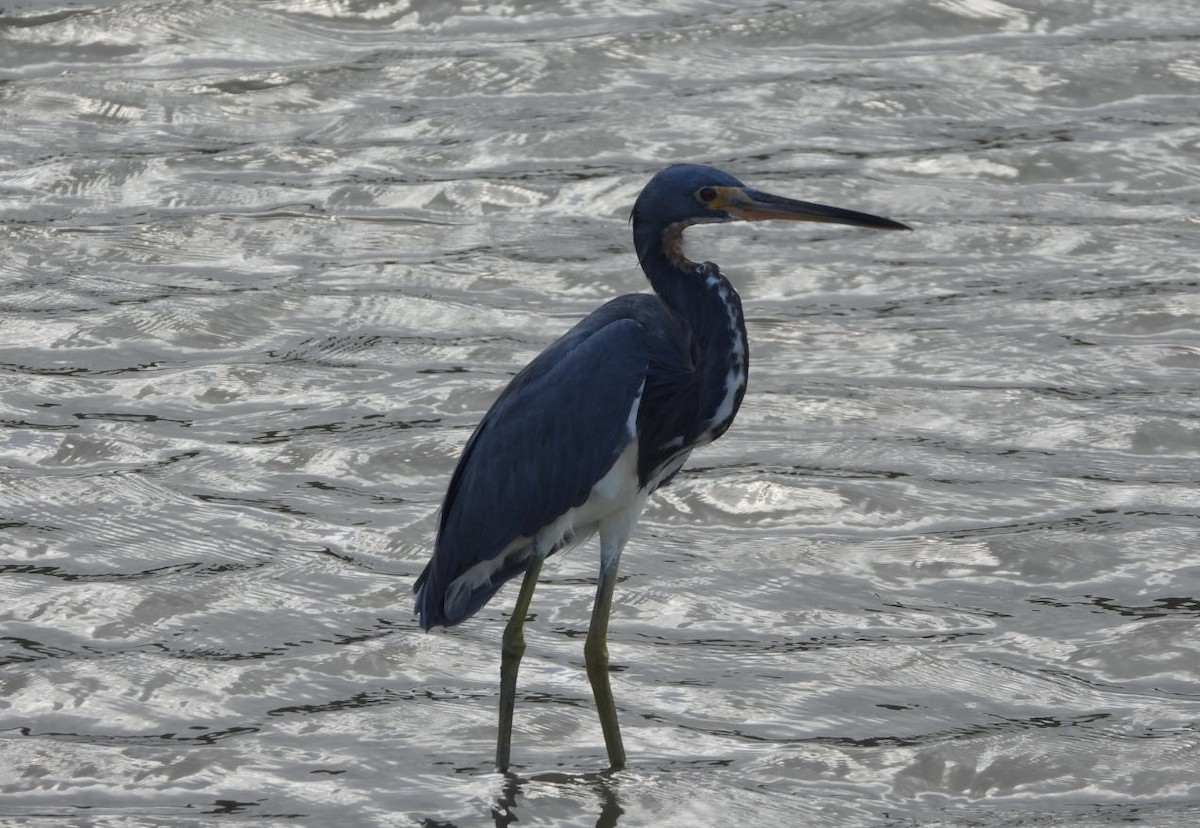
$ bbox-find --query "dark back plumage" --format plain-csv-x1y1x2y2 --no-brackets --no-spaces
414,294,699,629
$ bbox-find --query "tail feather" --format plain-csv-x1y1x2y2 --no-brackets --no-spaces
413,545,535,631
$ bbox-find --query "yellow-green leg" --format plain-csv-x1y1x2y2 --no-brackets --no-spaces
496,556,543,772
584,554,626,771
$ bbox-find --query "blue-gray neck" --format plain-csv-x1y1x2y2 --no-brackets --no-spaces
634,219,750,444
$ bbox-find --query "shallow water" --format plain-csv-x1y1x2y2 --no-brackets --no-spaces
2,0,1199,825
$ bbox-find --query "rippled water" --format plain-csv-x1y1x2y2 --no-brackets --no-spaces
2,0,1199,825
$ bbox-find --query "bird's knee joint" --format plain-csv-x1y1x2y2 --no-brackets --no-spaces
501,634,527,663
584,637,609,665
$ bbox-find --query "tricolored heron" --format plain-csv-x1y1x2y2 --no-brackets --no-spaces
414,164,908,771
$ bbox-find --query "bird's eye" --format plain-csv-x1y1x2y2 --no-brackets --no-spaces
697,186,718,204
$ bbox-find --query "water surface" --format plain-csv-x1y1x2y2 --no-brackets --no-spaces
2,1,1199,825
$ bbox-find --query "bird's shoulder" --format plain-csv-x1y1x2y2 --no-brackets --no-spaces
492,293,690,404
552,292,688,353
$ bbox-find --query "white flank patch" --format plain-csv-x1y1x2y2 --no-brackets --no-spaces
444,382,647,606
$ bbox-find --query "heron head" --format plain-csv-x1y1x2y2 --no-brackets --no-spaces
632,163,911,232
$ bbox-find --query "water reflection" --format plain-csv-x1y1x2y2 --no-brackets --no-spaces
491,771,624,828
417,769,626,828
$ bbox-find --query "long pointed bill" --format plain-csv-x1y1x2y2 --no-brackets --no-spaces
717,186,910,231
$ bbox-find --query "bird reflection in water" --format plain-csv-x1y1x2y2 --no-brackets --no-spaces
489,771,623,828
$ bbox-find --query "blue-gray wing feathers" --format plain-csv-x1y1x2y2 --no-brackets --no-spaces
414,295,694,629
